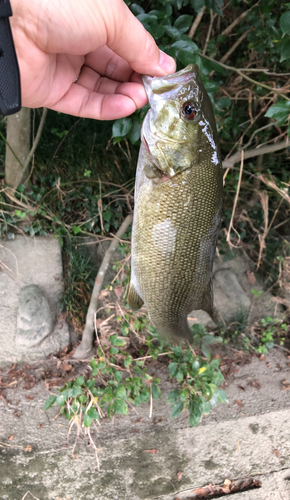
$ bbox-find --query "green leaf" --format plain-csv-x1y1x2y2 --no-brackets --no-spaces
114,399,128,415
56,395,66,407
83,413,93,427
205,0,224,15
189,411,202,427
170,401,184,418
71,386,82,398
87,407,99,420
163,25,183,40
112,118,132,139
280,11,290,36
110,347,119,355
101,388,113,404
115,385,126,399
124,355,132,368
180,389,189,402
190,0,205,13
114,371,122,383
265,101,290,126
74,376,85,386
110,335,127,346
171,346,183,358
152,384,161,400
44,395,56,410
168,362,179,378
130,3,144,15
167,389,180,404
176,370,184,382
218,97,231,109
128,120,141,144
174,15,193,33
171,39,199,53
280,38,290,62
136,13,158,23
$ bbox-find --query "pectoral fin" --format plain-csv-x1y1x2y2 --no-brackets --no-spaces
127,282,144,310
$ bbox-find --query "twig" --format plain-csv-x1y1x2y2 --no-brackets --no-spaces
21,492,41,500
199,53,290,101
189,7,205,39
222,140,290,170
15,108,48,187
220,29,252,65
51,117,82,163
226,151,244,248
73,213,133,359
149,387,153,419
259,174,290,205
220,1,260,37
203,10,216,55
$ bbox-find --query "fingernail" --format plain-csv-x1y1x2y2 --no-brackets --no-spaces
159,50,176,73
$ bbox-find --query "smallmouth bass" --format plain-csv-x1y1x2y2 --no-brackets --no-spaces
127,65,223,342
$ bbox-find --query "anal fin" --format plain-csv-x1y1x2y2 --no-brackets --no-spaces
127,282,144,311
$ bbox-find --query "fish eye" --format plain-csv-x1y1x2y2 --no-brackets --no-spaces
181,101,196,120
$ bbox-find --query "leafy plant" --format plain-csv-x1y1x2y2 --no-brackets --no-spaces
45,325,226,447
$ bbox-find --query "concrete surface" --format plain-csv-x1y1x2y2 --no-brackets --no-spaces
0,349,290,500
0,236,70,365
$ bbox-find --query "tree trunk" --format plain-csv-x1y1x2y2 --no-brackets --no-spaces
5,107,31,188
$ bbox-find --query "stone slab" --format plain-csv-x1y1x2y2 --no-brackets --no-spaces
190,252,284,327
0,349,290,499
0,236,69,364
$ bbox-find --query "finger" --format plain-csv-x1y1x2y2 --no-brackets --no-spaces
105,0,176,76
49,82,147,120
84,47,135,83
77,65,147,102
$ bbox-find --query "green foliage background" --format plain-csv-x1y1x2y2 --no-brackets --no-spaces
0,0,290,318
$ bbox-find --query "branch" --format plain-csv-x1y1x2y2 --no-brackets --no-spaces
220,29,252,65
220,1,260,38
14,107,48,187
23,108,48,173
73,213,133,359
222,140,290,170
189,7,205,39
199,54,290,101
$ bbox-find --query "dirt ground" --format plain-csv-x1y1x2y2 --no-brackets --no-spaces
0,345,290,500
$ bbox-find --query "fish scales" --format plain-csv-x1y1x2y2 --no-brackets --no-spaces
127,65,223,342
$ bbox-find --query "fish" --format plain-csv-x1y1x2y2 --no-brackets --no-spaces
127,64,223,342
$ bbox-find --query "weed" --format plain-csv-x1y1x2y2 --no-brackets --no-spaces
45,325,226,456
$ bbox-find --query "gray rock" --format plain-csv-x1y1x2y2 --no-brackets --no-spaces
0,235,70,365
189,251,284,328
213,268,251,322
16,284,53,347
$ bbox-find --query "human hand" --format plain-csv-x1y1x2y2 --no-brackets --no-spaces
10,0,176,120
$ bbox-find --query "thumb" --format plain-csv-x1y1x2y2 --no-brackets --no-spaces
104,0,176,76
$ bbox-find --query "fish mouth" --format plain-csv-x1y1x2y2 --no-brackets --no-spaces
143,64,199,96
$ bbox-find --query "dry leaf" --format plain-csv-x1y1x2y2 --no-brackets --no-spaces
248,379,261,389
25,395,34,400
273,448,280,458
38,423,44,429
238,385,245,391
282,379,290,390
259,354,265,361
8,435,14,441
247,271,256,284
22,376,36,390
114,285,124,301
61,362,72,372
235,400,244,406
177,471,183,482
25,445,33,452
144,449,159,453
